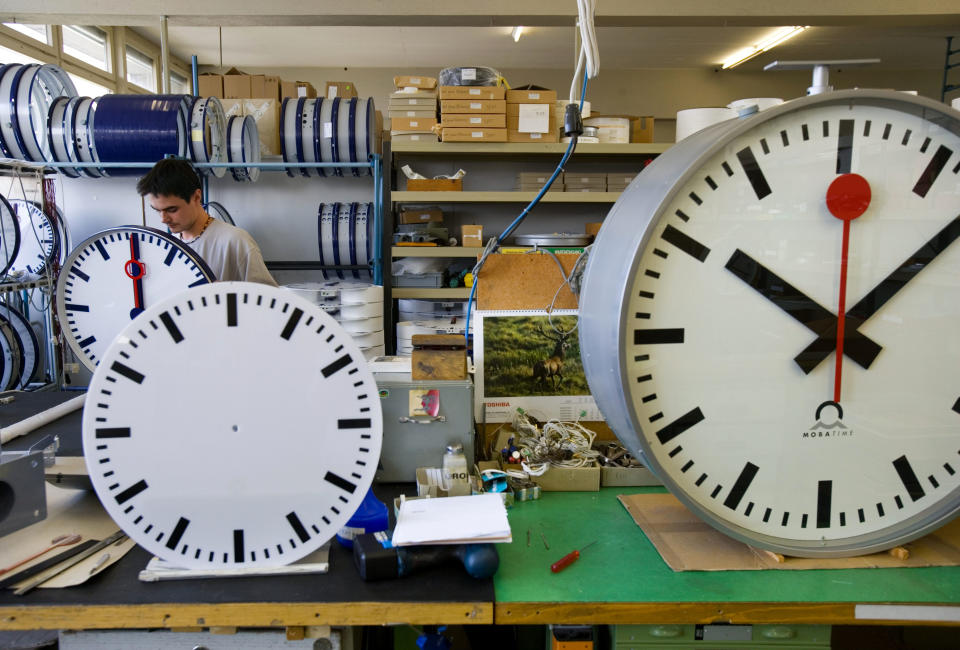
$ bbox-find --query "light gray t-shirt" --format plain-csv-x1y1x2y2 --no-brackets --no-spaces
184,218,277,286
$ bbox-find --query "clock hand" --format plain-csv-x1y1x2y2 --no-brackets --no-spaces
724,249,882,369
824,173,871,403
796,213,960,373
125,236,146,319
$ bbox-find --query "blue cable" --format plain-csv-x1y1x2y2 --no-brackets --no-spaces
463,73,589,349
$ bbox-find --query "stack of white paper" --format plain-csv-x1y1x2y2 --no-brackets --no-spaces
391,493,512,546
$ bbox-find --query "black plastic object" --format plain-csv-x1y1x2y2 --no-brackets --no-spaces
438,66,500,87
353,533,499,581
564,103,584,137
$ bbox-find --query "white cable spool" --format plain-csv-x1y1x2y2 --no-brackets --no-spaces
337,97,358,177
350,330,384,348
281,281,341,307
339,301,382,319
190,96,227,178
46,96,81,178
339,316,383,334
675,107,737,142
318,202,338,280
0,64,27,160
280,97,300,177
227,114,260,183
339,282,382,305
16,63,77,162
72,97,103,178
300,98,319,178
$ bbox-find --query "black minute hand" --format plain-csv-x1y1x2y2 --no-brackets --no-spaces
725,249,882,371
795,213,960,372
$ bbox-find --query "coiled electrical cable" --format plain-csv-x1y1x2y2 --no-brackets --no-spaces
438,66,501,87
226,114,260,182
189,96,227,178
91,94,189,176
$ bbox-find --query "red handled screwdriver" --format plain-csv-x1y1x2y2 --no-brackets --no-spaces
550,540,597,573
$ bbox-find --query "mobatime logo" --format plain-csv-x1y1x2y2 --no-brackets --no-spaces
802,400,854,440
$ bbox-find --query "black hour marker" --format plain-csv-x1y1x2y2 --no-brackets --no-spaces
929,475,940,489
893,455,926,501
634,328,684,345
286,511,311,543
858,508,866,523
645,270,660,279
705,175,717,190
920,137,931,154
763,508,771,523
159,311,183,343
115,479,148,504
895,495,904,509
882,123,892,140
281,308,304,340
111,361,144,384
338,418,371,429
759,138,770,154
226,293,238,327
234,529,244,562
655,407,705,444
837,119,854,174
744,502,754,517
901,129,912,146
817,480,832,528
95,241,110,260
736,147,771,200
163,247,177,266
946,463,956,476
675,209,690,222
912,145,953,198
695,473,707,486
96,427,131,438
801,124,809,141
822,121,829,137
721,161,733,176
781,512,790,526
723,462,758,511
668,446,682,457
65,303,90,312
710,485,722,499
324,471,357,494
780,130,789,147
322,354,352,377
840,512,846,526
165,517,190,550
661,224,710,262
801,514,808,528
681,460,693,473
78,335,96,348
689,192,702,205
877,502,885,517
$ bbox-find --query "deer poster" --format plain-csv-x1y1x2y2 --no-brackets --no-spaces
473,311,604,423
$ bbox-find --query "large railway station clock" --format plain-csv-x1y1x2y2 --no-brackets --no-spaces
82,282,383,568
56,226,215,370
580,90,960,557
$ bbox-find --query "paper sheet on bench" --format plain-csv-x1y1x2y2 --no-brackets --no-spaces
391,493,511,546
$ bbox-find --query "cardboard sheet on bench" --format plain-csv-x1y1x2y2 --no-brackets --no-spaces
619,492,960,571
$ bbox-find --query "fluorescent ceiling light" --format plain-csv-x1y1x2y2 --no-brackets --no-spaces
721,26,808,69
511,26,524,42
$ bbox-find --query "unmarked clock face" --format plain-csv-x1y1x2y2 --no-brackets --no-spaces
57,227,214,370
582,91,960,556
82,282,383,568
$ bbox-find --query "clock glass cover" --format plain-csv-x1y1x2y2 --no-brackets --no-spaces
580,91,960,556
82,282,383,568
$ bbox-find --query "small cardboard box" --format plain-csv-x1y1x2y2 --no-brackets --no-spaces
297,81,318,98
441,114,506,128
280,79,297,99
518,171,563,184
197,73,223,98
223,71,252,99
399,208,444,224
439,85,505,100
394,75,437,90
249,75,279,100
461,224,483,247
391,116,437,132
441,127,507,142
411,334,468,380
389,109,438,119
632,116,655,143
507,129,558,143
391,133,438,143
325,81,357,99
389,97,439,108
506,89,557,104
440,99,506,115
407,178,463,191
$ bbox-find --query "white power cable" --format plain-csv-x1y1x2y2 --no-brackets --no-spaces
569,0,600,103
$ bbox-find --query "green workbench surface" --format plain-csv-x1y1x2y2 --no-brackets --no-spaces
493,487,960,624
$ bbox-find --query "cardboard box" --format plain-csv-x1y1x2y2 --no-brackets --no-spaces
439,85,505,100
325,81,357,99
280,80,317,98
280,80,297,99
249,75,279,100
391,117,437,132
632,116,655,143
506,89,557,104
506,107,552,133
441,99,506,115
600,465,662,487
197,73,223,98
223,72,252,99
390,90,438,100
297,81,317,98
391,133,439,143
388,109,438,119
477,253,580,310
607,173,637,186
389,97,438,108
243,98,281,156
441,114,506,128
585,222,602,238
507,129,558,143
407,178,463,191
399,208,444,224
441,127,507,142
516,183,564,192
565,173,606,183
518,171,563,184
461,224,483,247
411,334,468,380
493,427,599,491
394,75,437,90
220,99,243,118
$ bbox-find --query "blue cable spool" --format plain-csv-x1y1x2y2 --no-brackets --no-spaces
91,94,189,175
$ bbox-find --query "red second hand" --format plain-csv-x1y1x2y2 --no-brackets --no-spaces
826,173,871,403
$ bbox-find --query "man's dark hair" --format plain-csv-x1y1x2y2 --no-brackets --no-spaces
136,158,202,202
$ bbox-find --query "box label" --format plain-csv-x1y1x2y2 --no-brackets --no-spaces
470,102,481,109
518,104,550,133
462,68,477,80
472,131,483,138
470,117,481,124
469,88,481,95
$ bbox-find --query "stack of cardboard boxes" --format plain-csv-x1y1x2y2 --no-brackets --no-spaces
564,172,607,193
506,89,559,143
515,171,564,192
389,75,439,144
439,85,506,142
606,173,637,193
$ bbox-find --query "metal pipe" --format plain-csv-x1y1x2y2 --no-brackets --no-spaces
160,15,170,93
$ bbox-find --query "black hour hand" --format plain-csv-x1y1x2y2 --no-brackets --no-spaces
725,249,882,372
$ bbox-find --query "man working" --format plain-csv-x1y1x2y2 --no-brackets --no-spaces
137,159,278,286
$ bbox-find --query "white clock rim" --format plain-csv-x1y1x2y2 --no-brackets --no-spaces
579,89,960,557
55,225,215,371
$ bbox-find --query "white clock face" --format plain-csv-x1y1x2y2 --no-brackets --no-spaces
9,199,58,275
82,282,383,568
581,91,960,556
56,227,214,370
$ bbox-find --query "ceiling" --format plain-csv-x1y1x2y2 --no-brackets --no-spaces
131,24,959,72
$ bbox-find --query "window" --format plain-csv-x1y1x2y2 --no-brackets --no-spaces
170,71,190,95
125,45,156,91
69,73,111,98
0,44,41,65
63,25,110,71
3,23,51,45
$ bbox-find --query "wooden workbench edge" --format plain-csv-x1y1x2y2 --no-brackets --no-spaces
494,601,959,626
0,601,493,630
